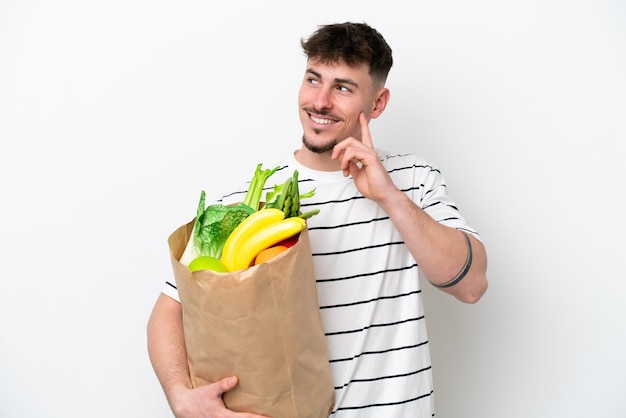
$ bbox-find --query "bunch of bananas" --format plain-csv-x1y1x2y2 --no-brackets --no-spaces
221,208,306,272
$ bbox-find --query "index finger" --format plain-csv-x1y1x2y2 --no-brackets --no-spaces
359,112,374,148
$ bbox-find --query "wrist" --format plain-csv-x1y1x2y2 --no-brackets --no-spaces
166,383,194,416
377,187,408,213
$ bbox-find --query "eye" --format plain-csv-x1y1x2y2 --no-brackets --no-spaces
307,78,320,86
337,85,351,93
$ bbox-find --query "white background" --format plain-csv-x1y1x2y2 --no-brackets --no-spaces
1,1,625,417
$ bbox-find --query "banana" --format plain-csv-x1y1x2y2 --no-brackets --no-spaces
231,217,306,271
221,208,285,271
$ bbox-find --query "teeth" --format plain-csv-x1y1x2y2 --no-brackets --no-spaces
311,115,335,125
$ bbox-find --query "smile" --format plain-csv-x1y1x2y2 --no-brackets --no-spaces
309,113,338,125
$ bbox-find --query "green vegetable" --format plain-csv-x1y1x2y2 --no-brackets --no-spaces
179,163,280,266
265,169,319,218
180,191,255,266
266,176,292,212
298,208,321,219
243,163,280,210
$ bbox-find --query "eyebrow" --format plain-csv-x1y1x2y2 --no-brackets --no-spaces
306,68,360,89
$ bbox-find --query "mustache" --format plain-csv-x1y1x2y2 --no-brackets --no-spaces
304,106,339,119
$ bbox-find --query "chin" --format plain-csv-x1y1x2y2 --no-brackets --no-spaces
302,134,337,154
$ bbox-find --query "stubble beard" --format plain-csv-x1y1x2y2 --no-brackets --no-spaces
301,106,342,154
301,131,339,154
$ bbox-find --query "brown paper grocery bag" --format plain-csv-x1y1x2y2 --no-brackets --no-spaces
168,219,334,418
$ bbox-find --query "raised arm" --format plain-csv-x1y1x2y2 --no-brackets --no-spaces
332,113,488,303
376,190,488,303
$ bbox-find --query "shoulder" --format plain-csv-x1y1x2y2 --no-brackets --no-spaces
377,149,442,177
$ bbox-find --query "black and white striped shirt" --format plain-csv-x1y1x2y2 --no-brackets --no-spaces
164,149,479,417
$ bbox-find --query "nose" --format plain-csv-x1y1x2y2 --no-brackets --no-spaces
313,87,332,111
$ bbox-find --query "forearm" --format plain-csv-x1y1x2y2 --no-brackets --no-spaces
378,189,488,303
147,293,193,411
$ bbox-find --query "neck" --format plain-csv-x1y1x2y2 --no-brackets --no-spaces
294,146,342,172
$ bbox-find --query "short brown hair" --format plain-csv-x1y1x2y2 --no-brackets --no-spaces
301,22,393,86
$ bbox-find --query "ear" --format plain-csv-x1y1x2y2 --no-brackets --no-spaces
370,87,390,119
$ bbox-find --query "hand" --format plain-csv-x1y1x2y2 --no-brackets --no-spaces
170,376,270,418
331,112,398,203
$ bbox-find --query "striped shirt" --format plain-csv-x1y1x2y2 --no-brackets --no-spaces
163,149,479,417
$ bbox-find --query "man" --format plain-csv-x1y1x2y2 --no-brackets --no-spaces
148,22,488,417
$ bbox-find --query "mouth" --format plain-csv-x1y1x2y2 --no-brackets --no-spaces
308,111,339,126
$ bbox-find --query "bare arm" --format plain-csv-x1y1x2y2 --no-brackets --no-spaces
147,293,269,418
332,113,488,303
147,293,193,411
377,189,488,303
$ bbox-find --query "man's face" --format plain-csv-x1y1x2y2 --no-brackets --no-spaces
298,59,378,154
